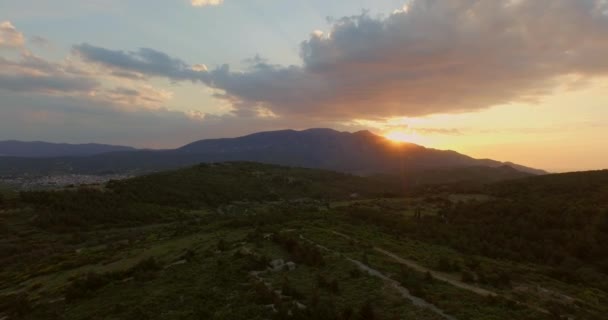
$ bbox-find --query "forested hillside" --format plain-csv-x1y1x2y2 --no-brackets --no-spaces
1,164,606,319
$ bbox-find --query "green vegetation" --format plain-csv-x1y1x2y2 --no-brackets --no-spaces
1,163,606,319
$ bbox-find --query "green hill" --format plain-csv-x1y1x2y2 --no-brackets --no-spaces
1,164,606,320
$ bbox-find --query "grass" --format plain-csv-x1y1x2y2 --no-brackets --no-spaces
2,192,606,319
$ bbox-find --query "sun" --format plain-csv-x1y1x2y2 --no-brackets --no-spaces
384,130,427,145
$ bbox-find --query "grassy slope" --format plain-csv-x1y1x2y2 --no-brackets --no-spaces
1,164,606,319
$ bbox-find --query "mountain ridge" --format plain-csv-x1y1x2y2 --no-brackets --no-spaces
0,140,137,158
0,128,546,176
178,128,545,175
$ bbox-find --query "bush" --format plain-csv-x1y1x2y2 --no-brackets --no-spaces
217,239,228,251
461,270,476,283
281,277,304,299
273,234,325,267
358,301,376,320
131,257,161,281
437,257,460,272
0,293,32,317
349,268,362,279
316,274,340,294
65,272,114,301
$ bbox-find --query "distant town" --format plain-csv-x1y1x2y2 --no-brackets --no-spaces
0,174,132,190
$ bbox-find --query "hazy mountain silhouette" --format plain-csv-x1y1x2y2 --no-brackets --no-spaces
0,141,136,158
177,129,545,175
0,129,545,175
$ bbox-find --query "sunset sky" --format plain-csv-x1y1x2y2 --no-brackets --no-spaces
1,0,607,172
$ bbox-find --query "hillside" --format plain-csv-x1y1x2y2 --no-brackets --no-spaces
0,141,136,158
488,169,608,203
178,129,544,175
0,129,545,176
1,164,606,320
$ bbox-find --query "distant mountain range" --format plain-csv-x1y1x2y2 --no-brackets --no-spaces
0,129,546,176
0,141,136,158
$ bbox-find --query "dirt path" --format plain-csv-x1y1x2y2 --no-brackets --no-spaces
376,248,497,296
330,231,497,297
348,258,457,320
299,234,457,320
329,230,555,316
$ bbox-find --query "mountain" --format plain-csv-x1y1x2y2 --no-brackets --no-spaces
177,128,545,175
0,141,136,158
0,129,545,176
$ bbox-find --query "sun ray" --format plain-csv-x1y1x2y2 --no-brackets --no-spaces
384,130,427,145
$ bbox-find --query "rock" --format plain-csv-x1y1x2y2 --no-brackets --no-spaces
269,259,285,271
164,259,187,269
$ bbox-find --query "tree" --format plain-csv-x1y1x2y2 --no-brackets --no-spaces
358,301,375,320
341,307,354,320
217,239,228,251
461,270,475,283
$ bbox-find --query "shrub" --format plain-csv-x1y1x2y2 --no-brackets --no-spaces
65,272,114,301
358,301,375,320
0,293,32,317
461,270,475,283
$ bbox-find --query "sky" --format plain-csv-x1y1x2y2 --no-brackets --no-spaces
0,0,607,172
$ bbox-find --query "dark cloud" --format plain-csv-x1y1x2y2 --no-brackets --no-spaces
73,43,208,82
71,0,608,121
213,0,608,119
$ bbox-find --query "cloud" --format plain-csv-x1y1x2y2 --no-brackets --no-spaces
99,85,174,109
215,0,608,119
0,90,343,148
191,0,223,7
0,73,98,93
0,53,99,94
414,128,463,136
0,92,202,146
70,0,608,121
73,43,208,82
0,51,173,111
29,35,52,48
0,21,25,49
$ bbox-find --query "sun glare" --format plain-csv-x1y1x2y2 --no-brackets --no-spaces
384,130,426,145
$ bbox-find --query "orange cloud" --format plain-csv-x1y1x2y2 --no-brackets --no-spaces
71,1,608,123
208,0,608,120
191,0,223,7
0,21,25,49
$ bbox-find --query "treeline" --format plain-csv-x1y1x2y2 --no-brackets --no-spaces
488,170,608,204
106,162,399,207
16,162,399,231
340,171,608,291
431,199,608,285
19,189,182,231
